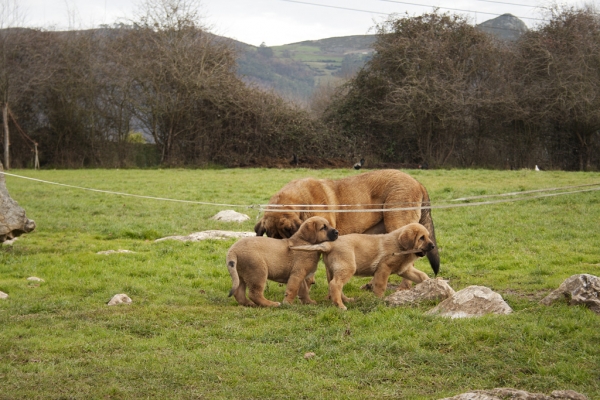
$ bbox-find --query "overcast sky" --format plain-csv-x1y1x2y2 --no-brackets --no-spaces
12,0,594,47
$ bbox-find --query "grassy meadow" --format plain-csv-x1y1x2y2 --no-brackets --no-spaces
1,168,599,399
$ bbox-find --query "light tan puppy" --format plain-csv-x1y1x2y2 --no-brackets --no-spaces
227,216,338,307
291,223,434,310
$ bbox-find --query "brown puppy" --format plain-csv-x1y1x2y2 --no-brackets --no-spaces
227,216,338,307
254,169,440,280
291,223,434,310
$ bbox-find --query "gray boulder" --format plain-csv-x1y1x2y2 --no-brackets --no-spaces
426,285,513,318
540,274,600,314
0,162,35,243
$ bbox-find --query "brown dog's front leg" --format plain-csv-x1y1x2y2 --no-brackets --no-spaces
400,266,430,285
371,267,393,297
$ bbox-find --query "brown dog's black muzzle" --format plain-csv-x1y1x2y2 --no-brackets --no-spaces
328,229,339,241
416,242,435,258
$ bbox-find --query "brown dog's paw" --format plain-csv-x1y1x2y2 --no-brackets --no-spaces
396,280,413,291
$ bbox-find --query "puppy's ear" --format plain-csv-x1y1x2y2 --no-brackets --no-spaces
398,226,417,251
254,220,266,236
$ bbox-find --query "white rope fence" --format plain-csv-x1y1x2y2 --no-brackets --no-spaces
2,170,600,213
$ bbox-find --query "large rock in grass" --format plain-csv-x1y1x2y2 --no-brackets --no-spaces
540,274,600,315
0,162,35,243
385,278,455,306
425,285,512,318
439,388,587,399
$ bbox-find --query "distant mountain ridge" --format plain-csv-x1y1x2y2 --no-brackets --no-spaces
476,13,529,41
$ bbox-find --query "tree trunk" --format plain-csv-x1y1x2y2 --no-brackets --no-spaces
0,162,35,242
2,103,9,170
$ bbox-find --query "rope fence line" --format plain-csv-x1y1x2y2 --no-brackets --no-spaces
2,170,600,213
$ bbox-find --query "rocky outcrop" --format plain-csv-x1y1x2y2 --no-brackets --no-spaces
476,14,528,41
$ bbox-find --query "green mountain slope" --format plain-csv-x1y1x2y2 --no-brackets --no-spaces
235,35,375,103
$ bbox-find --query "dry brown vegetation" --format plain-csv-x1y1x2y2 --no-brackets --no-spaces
1,2,600,170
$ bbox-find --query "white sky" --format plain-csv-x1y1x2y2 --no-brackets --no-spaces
12,0,595,47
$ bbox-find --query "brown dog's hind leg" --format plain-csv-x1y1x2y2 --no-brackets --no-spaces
328,271,355,310
296,279,317,305
248,283,281,307
232,280,256,307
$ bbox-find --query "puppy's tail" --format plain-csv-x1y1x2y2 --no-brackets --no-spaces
289,243,333,253
226,254,240,297
419,185,440,276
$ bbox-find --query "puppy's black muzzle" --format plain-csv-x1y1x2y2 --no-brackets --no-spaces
328,229,339,241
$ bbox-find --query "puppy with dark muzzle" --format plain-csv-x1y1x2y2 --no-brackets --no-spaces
226,216,338,307
291,222,435,310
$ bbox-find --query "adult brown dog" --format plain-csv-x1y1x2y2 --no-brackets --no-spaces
254,169,440,278
227,216,338,307
291,223,434,310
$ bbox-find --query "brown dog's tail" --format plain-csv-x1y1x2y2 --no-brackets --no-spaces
419,185,440,276
227,254,240,297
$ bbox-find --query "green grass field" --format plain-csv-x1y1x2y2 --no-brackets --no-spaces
1,168,599,399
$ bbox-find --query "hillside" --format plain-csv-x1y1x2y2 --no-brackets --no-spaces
235,15,527,104
235,35,375,104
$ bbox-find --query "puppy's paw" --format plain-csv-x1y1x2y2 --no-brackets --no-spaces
396,280,413,291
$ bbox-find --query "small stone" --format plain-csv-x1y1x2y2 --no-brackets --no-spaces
0,291,8,299
303,352,316,360
97,249,136,255
27,277,44,282
107,293,132,306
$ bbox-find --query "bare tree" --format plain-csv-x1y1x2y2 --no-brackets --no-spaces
0,0,25,169
515,6,600,170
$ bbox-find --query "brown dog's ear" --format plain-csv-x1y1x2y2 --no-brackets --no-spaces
284,217,303,238
254,220,266,236
398,226,417,251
